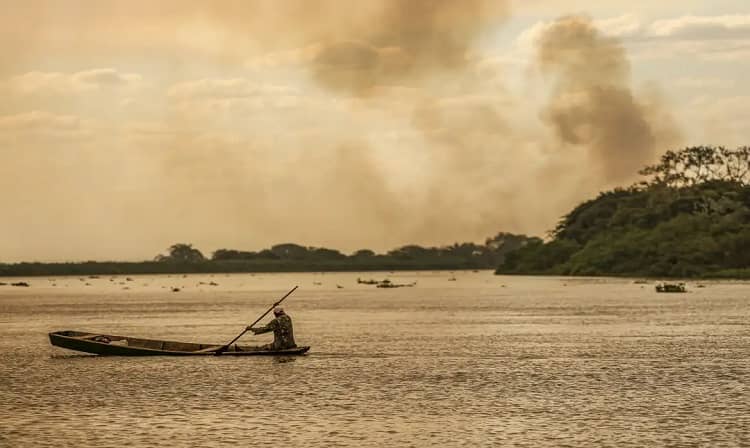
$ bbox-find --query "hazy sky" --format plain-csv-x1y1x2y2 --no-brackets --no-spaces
1,0,748,261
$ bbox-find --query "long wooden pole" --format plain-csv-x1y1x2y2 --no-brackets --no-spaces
215,285,298,355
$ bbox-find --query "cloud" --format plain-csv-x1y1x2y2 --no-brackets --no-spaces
673,77,735,89
593,14,642,38
246,44,322,70
517,14,750,63
0,110,94,146
647,15,750,39
516,14,642,52
681,94,750,147
167,78,295,101
166,78,314,119
8,68,141,95
310,41,396,94
72,68,142,86
0,110,82,131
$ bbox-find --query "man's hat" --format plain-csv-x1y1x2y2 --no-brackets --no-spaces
273,307,285,315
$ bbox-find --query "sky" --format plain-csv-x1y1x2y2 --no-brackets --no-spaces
1,0,748,262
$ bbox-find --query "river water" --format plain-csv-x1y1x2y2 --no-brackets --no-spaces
0,271,748,447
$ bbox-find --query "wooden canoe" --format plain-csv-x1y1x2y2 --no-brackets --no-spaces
49,330,310,356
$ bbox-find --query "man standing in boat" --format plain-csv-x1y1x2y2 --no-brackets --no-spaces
248,307,296,350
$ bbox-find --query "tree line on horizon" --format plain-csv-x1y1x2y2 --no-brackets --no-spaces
154,232,541,269
0,232,540,276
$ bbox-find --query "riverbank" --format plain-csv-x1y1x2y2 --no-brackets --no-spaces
4,260,750,279
0,259,487,277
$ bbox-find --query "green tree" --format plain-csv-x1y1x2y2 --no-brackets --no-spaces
270,243,309,259
640,146,750,187
155,243,205,262
352,249,376,258
309,247,346,260
212,249,258,260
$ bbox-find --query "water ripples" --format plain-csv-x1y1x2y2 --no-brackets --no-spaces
1,272,748,446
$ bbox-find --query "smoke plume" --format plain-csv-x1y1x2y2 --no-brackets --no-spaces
535,16,681,183
310,0,509,94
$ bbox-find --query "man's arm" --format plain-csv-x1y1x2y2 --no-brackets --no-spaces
248,325,270,334
248,319,278,334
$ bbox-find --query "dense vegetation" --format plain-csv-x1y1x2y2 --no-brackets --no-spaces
497,146,750,278
0,233,538,277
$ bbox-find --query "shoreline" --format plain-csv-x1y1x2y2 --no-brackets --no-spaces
0,261,488,278
1,262,749,280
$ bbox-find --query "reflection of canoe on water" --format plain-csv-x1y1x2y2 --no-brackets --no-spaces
49,330,310,356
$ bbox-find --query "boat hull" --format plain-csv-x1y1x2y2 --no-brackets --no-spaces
49,330,310,356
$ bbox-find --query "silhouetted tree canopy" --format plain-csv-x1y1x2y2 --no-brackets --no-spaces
387,245,434,259
352,249,376,258
155,243,206,263
271,243,309,260
212,249,259,260
137,233,539,273
309,247,347,260
639,146,750,187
